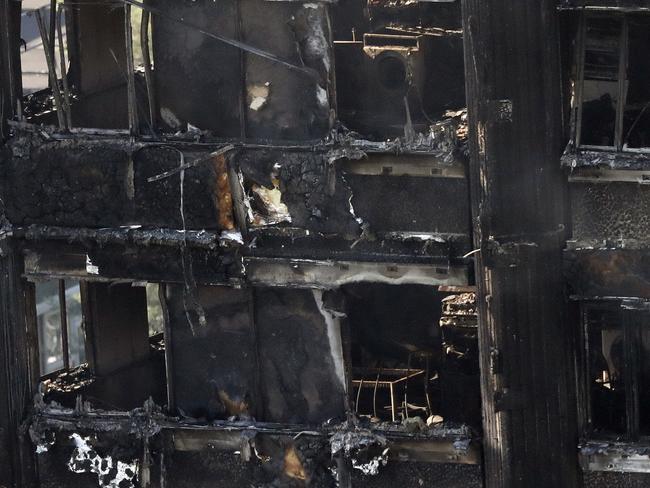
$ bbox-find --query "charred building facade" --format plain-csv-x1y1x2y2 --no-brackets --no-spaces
0,0,648,487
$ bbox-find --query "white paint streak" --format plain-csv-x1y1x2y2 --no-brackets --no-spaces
312,289,347,392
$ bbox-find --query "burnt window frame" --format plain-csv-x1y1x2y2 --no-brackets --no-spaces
35,278,84,378
576,299,650,442
574,12,650,153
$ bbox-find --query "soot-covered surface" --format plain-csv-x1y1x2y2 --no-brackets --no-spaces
571,182,650,242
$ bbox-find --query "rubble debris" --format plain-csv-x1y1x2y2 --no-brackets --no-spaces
402,416,426,433
248,83,271,112
330,428,389,476
427,415,444,426
441,293,476,317
67,433,139,488
42,364,94,395
249,179,292,227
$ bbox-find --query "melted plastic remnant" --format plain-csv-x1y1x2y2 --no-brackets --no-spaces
67,433,138,488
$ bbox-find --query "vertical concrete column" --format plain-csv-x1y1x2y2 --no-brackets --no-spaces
461,1,581,486
0,239,38,487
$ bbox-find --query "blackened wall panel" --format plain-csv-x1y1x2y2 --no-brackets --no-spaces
133,146,219,229
255,287,347,424
151,0,241,135
167,285,257,420
346,175,471,235
2,142,131,227
571,182,650,242
241,0,332,140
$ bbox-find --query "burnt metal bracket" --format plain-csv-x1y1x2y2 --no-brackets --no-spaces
482,239,539,268
482,228,565,268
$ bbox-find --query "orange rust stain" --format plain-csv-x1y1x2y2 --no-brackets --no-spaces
212,153,235,230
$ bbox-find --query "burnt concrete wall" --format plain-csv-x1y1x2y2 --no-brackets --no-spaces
133,146,219,229
151,0,332,140
2,141,131,227
237,150,361,238
571,182,650,242
167,285,257,420
584,472,650,487
346,175,471,234
2,141,220,229
151,0,241,136
167,285,346,424
352,463,482,488
241,1,333,140
165,452,483,488
255,287,347,424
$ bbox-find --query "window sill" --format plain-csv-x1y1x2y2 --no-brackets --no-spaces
580,439,650,473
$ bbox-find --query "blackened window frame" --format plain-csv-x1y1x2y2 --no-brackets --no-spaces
576,299,650,442
36,278,82,378
574,12,650,153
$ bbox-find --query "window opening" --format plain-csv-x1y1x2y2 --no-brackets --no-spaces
577,15,623,148
580,301,650,440
146,282,164,337
343,284,480,428
576,13,650,151
36,278,84,376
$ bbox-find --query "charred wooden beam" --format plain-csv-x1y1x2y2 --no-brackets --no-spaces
462,0,581,486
